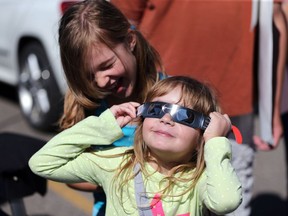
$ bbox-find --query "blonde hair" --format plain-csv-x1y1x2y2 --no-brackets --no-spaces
58,0,164,129
113,76,220,203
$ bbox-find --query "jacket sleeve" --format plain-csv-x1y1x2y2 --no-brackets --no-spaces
28,109,123,184
198,137,242,214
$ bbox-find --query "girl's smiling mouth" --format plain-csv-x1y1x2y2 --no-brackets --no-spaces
106,77,125,93
153,129,174,137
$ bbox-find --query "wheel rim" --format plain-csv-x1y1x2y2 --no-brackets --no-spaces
18,53,51,124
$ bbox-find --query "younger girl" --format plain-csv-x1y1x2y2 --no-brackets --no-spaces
29,76,242,215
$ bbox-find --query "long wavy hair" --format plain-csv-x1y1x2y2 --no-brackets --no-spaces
112,76,221,204
58,0,164,129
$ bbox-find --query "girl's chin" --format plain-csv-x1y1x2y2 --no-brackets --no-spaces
112,91,127,99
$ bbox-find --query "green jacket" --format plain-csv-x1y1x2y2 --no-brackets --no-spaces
29,109,242,216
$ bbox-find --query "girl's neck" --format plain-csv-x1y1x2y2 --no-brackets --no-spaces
147,150,194,175
148,155,181,175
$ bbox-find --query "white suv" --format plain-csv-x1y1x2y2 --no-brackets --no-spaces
0,0,80,130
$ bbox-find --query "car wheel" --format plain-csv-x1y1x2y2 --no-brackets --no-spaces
18,42,63,131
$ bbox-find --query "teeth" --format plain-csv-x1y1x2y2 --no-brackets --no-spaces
109,80,118,90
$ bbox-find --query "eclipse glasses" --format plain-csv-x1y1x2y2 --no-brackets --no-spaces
137,101,243,144
137,101,210,130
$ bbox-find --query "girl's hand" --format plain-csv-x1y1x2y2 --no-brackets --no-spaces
203,112,231,142
110,102,140,128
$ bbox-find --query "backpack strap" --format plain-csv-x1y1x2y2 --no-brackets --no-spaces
134,163,153,216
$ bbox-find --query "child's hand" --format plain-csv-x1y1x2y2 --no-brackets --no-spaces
203,112,231,142
110,102,140,128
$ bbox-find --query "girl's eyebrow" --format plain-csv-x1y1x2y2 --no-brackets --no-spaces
89,56,116,74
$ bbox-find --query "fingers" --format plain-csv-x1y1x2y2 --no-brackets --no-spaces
253,135,275,151
203,112,232,142
210,112,231,131
110,102,140,117
110,102,140,127
253,117,282,151
253,132,281,151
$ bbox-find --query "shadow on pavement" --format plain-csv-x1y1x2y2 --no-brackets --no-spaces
251,193,287,216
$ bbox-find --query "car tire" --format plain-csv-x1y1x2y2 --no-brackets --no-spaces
18,42,63,131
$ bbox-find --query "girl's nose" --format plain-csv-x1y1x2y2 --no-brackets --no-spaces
160,113,175,126
96,76,110,88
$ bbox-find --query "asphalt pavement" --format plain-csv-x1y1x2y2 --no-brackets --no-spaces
0,83,287,216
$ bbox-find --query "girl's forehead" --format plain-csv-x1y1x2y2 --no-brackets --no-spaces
151,87,183,104
89,42,114,58
88,42,128,61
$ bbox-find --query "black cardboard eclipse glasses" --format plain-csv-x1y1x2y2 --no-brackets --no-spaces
137,101,210,130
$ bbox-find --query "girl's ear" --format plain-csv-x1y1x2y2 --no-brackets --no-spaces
127,31,136,52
